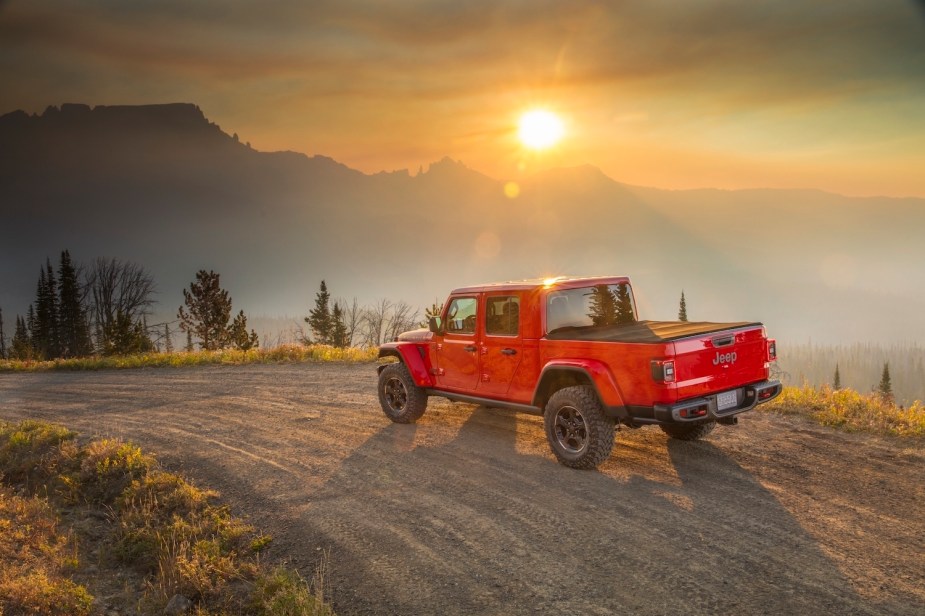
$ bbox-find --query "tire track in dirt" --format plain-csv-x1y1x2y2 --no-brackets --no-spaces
1,364,922,615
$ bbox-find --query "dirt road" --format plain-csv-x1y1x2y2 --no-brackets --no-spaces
1,363,922,615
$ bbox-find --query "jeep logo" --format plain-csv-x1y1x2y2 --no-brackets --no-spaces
713,351,737,365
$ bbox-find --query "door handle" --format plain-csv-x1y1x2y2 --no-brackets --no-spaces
501,348,517,355
464,345,477,352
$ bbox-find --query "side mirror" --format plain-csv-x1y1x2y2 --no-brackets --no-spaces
428,316,444,335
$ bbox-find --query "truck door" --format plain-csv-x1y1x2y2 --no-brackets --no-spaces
436,295,480,391
478,293,523,397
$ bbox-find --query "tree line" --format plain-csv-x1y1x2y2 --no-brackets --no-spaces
0,251,261,360
0,251,427,361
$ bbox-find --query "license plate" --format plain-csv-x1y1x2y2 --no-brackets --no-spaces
717,390,738,411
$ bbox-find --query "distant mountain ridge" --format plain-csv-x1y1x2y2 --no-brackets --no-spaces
1,103,923,344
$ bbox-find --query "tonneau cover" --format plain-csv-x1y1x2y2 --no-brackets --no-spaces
545,320,761,343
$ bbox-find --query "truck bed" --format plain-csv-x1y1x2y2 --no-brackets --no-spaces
545,320,761,343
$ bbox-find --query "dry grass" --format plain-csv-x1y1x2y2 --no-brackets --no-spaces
0,344,378,373
0,488,92,615
0,419,335,615
763,385,925,438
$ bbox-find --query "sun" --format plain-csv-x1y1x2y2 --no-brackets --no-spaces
518,109,564,150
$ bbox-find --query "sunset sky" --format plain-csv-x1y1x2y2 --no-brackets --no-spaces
2,0,924,197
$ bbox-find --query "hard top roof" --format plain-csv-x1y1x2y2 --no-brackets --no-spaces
449,275,631,295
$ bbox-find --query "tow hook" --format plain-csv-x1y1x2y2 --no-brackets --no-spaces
718,416,738,426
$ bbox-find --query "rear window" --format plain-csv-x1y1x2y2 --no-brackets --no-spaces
546,283,636,334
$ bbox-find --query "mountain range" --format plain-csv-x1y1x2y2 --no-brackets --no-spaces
2,103,923,345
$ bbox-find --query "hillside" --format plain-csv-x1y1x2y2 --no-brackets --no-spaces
2,103,924,344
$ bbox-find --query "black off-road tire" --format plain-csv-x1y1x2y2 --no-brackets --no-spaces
660,421,716,441
378,363,428,424
544,385,615,469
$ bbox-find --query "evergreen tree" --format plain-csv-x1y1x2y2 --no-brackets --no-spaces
229,310,259,351
586,284,619,326
306,280,333,344
104,310,154,355
43,260,61,358
33,267,51,358
330,302,349,348
164,323,174,353
177,270,233,351
0,306,6,359
185,330,194,352
614,283,636,324
11,315,33,360
878,362,893,403
678,290,688,322
57,250,91,358
833,363,841,390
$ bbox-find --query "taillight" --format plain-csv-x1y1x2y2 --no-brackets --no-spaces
767,339,777,362
651,359,676,383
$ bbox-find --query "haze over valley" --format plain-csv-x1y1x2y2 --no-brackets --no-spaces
2,102,923,351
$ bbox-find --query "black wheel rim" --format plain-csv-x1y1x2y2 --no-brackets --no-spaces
384,377,407,412
554,405,588,454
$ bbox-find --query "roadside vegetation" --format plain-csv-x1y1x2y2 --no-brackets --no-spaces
0,420,334,615
764,385,925,438
0,344,378,373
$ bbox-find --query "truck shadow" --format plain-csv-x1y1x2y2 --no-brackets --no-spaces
260,404,894,616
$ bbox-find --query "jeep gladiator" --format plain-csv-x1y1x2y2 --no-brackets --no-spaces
377,276,781,469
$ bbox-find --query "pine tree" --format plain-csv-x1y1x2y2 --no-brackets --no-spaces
57,250,91,358
330,302,349,348
0,306,6,360
103,310,154,355
306,280,333,344
185,330,194,352
33,267,50,358
587,284,619,326
229,310,259,351
678,290,688,322
178,270,233,351
878,362,893,404
164,323,174,353
833,363,841,390
11,315,33,360
614,283,635,324
43,260,61,358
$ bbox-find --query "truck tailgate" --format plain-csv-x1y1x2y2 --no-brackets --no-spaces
671,325,769,401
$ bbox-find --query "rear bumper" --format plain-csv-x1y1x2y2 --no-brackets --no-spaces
653,379,782,423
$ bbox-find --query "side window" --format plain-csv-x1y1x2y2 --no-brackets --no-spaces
445,297,478,335
485,296,520,336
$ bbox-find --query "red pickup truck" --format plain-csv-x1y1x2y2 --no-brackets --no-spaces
377,276,780,469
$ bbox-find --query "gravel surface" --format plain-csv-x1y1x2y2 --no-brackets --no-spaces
1,363,922,615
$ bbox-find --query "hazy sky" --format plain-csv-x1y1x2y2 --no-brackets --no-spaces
2,0,924,197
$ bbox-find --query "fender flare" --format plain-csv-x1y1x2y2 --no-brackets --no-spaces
531,359,626,410
377,342,435,388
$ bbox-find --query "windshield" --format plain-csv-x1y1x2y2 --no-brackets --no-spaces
546,283,637,334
